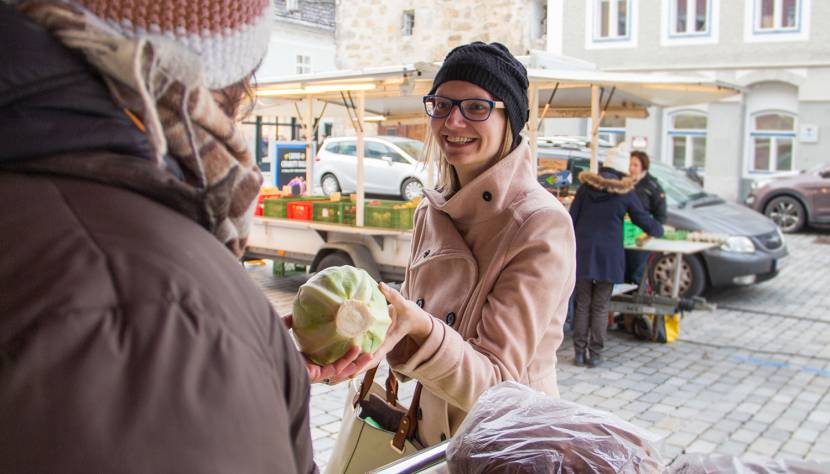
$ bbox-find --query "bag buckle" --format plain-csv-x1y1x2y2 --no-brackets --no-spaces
389,439,406,455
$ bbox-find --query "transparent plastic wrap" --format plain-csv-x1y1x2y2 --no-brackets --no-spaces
667,453,830,474
446,382,665,474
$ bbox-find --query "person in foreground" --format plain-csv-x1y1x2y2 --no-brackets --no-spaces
316,42,577,446
0,1,316,472
569,154,664,368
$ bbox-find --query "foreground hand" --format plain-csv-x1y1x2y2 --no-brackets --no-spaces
282,314,367,384
327,282,433,384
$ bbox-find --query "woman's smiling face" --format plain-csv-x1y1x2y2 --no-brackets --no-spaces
430,81,507,178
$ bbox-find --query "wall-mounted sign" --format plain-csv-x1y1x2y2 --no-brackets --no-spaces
800,124,819,143
272,141,314,188
631,136,648,150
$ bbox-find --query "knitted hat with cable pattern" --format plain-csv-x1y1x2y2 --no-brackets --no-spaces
64,0,272,89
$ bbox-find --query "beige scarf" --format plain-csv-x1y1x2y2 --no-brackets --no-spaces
20,1,263,257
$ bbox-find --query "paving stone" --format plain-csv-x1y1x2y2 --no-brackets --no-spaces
699,429,729,444
717,441,749,457
731,429,759,444
686,439,717,454
748,437,782,456
780,439,811,457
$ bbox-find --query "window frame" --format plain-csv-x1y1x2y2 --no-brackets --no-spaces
402,10,415,37
585,0,639,49
667,111,708,170
295,54,311,75
747,111,797,174
661,0,719,45
744,0,810,43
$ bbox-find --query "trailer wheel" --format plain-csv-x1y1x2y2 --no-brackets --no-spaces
316,251,353,272
649,253,706,298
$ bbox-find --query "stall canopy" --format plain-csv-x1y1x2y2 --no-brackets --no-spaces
252,62,740,226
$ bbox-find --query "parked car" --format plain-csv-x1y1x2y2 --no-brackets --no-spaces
744,163,830,233
538,141,788,298
313,136,429,200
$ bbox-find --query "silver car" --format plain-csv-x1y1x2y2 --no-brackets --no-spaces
313,136,428,200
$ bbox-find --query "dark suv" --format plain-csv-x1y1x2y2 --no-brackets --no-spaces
538,141,787,298
744,163,830,233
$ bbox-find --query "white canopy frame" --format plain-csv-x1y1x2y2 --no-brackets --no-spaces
253,64,740,226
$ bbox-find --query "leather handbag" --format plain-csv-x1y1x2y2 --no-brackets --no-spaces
323,367,424,474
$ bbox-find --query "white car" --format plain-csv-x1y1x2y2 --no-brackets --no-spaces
313,136,429,200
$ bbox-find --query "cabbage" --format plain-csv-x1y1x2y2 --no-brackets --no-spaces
292,265,391,365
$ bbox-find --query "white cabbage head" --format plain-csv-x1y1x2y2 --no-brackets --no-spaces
292,265,391,365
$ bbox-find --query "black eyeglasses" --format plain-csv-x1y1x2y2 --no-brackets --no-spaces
422,95,504,121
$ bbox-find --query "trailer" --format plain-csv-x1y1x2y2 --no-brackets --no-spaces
245,57,739,283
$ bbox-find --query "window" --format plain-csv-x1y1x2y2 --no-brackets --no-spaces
667,112,707,170
595,0,630,40
286,0,299,12
366,142,391,159
750,112,795,172
755,0,799,31
296,55,311,75
403,10,415,37
670,0,709,35
598,117,626,147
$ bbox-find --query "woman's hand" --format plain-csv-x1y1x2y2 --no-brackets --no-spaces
281,314,367,384
327,282,433,384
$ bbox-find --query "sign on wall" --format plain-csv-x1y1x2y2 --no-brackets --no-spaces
631,136,648,150
272,141,314,188
799,124,819,143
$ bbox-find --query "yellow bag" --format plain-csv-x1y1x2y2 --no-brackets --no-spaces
650,313,680,343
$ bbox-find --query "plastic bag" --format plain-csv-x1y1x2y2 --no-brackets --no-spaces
446,382,664,473
667,453,830,474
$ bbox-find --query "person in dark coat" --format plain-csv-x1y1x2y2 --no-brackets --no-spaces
0,2,324,472
625,151,668,285
569,163,663,367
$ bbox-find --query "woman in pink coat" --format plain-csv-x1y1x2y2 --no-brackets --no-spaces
332,42,577,446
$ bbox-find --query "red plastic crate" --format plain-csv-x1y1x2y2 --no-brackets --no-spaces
255,193,279,216
287,201,315,220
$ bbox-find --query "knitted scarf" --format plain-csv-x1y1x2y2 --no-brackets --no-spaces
19,0,263,257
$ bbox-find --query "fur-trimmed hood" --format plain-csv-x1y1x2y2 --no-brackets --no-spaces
578,169,636,195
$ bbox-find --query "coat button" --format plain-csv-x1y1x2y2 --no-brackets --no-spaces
440,433,447,441
446,312,456,326
416,298,424,308
482,191,492,201
423,250,430,258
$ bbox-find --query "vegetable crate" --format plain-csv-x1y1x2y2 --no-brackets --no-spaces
262,196,325,219
365,201,416,230
312,200,357,225
287,201,317,221
623,219,645,246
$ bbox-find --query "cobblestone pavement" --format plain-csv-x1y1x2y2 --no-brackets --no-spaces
247,230,830,470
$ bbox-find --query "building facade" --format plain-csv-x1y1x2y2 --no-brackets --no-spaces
258,0,336,79
548,0,830,202
334,0,547,69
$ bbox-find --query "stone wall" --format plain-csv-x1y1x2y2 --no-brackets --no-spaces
335,0,546,69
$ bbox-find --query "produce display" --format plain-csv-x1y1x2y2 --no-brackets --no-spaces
259,192,421,230
447,382,664,474
291,266,391,365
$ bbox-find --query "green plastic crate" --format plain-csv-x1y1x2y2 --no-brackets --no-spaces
623,219,645,246
662,229,689,241
312,200,357,225
262,196,325,218
365,202,416,230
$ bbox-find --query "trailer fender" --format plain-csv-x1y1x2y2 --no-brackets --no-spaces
311,243,382,281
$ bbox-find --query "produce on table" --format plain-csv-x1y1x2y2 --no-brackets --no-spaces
291,266,391,365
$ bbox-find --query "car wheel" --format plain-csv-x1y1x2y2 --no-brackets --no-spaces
649,253,706,298
401,178,423,201
321,174,341,196
764,196,805,233
316,251,353,272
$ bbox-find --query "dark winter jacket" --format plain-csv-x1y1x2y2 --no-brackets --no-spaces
570,167,664,283
634,173,668,223
0,5,316,473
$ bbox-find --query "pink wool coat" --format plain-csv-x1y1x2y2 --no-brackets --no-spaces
388,140,577,446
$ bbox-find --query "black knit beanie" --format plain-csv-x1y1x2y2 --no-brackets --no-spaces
429,42,529,151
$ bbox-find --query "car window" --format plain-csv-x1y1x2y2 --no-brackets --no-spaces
648,162,706,206
336,142,357,157
384,148,409,164
365,142,389,159
389,140,423,160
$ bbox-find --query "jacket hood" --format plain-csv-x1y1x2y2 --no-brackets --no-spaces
0,3,156,164
578,168,636,201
